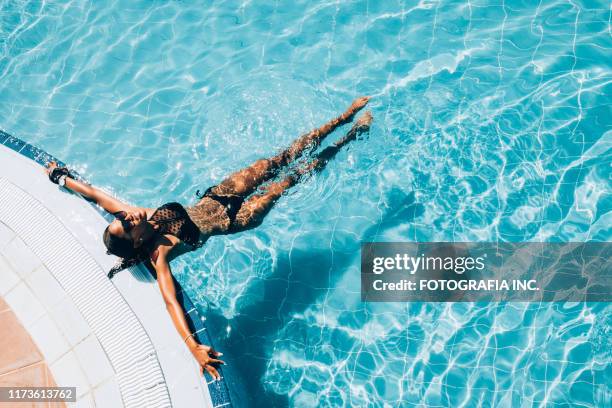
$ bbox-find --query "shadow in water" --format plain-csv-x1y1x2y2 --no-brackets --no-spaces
362,189,425,242
205,187,423,407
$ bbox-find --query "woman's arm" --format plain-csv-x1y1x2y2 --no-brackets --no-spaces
153,246,225,380
45,161,132,214
64,177,131,214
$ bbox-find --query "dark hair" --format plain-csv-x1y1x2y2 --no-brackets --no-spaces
103,225,138,259
104,225,152,279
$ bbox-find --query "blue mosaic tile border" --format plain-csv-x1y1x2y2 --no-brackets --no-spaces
0,129,232,408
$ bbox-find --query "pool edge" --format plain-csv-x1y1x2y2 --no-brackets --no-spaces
0,129,232,408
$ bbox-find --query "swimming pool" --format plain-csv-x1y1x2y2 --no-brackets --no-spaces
1,0,610,406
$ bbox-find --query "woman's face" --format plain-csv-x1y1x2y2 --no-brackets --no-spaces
108,215,156,248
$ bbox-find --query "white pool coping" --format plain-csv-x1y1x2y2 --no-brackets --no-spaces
0,142,215,407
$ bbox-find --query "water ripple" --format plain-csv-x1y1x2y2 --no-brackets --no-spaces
0,0,610,406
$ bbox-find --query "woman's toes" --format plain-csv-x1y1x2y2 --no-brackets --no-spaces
356,111,373,128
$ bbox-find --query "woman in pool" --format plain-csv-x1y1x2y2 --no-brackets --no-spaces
45,97,372,380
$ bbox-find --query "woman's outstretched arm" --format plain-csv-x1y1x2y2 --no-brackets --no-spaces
45,161,132,214
153,244,225,380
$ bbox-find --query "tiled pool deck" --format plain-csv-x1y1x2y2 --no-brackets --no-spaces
0,223,120,407
0,294,65,408
0,130,232,408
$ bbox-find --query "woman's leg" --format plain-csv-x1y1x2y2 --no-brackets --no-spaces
203,97,370,200
230,111,373,232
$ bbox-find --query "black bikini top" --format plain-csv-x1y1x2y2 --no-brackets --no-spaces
150,202,201,248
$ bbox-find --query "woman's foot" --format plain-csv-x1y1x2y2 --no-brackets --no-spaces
290,110,374,181
355,110,373,131
349,96,370,114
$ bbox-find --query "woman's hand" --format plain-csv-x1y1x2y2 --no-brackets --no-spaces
124,208,147,227
154,259,226,382
45,161,73,185
190,343,226,380
44,161,58,176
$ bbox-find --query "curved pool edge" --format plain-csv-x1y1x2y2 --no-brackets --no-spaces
0,129,232,408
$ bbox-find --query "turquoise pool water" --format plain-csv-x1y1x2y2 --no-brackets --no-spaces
1,1,610,406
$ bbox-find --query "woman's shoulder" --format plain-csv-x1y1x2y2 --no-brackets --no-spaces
148,233,181,263
154,233,182,250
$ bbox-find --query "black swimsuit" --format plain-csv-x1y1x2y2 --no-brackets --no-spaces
150,202,202,247
199,186,244,224
107,202,203,278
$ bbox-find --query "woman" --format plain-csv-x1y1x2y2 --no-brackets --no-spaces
45,97,372,380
